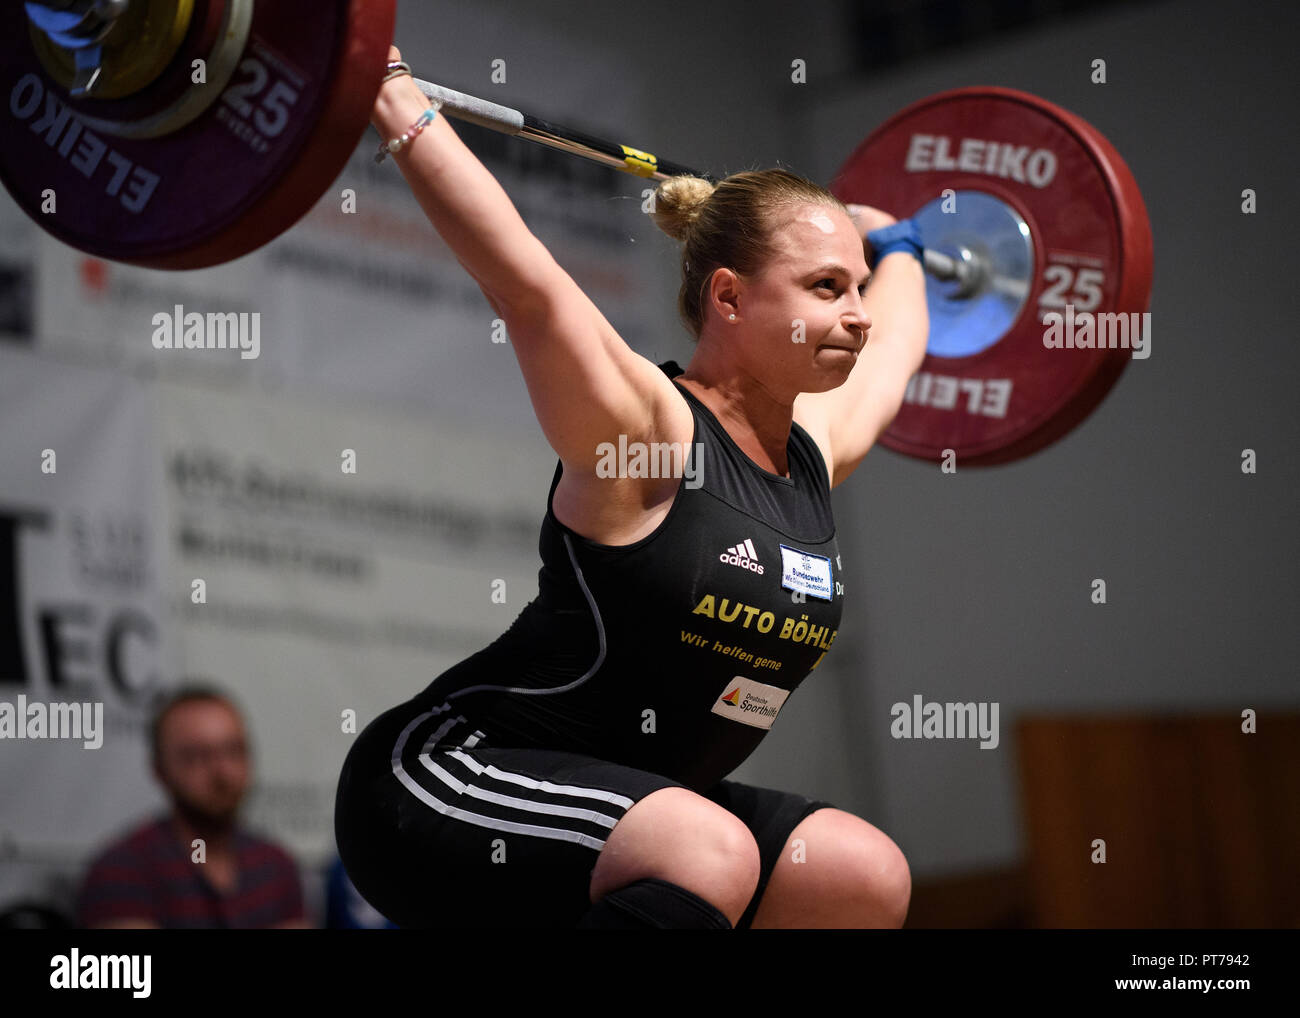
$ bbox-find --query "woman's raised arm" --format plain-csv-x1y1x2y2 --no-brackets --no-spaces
373,49,683,469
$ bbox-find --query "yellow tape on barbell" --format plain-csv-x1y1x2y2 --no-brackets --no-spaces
620,145,659,177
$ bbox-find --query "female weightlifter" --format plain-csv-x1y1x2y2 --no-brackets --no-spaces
334,46,929,929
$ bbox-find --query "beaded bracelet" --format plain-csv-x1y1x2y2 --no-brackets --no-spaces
374,102,441,164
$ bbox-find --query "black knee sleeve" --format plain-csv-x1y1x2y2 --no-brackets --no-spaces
576,877,733,929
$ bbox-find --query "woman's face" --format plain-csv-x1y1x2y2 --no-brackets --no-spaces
718,202,873,398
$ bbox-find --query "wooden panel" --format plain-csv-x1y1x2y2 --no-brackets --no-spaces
902,866,1028,929
1014,714,1300,927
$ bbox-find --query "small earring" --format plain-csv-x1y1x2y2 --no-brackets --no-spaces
728,314,736,320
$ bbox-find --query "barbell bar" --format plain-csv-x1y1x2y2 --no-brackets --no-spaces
412,77,984,293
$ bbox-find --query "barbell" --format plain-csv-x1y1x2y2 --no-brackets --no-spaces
0,0,1153,465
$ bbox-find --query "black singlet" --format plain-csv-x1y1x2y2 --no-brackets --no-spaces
415,360,845,793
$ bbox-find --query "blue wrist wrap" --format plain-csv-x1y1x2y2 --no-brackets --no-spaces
866,218,924,265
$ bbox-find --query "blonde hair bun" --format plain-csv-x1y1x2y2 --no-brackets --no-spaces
649,175,716,242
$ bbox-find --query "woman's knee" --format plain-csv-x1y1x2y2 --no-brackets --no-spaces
844,820,912,928
589,787,761,924
875,837,912,928
751,809,912,929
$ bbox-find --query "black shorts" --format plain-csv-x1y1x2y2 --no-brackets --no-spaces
334,697,835,929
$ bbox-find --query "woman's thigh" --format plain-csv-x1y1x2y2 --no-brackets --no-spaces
697,779,838,930
334,698,687,929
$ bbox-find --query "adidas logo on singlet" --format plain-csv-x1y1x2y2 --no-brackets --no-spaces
720,538,764,575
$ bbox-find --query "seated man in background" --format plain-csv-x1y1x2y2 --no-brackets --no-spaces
75,684,310,928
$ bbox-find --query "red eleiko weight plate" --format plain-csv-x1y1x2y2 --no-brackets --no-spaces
832,87,1153,465
0,0,396,270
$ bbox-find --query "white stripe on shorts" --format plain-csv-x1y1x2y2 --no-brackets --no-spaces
419,754,623,829
389,703,632,851
438,749,636,809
